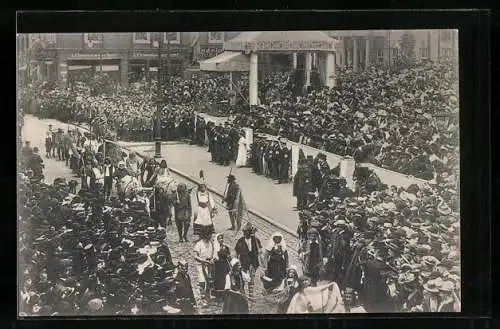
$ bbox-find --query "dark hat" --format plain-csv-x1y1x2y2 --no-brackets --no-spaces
242,222,256,232
160,160,168,168
227,174,236,181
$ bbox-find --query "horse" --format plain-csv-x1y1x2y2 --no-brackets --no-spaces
286,281,346,313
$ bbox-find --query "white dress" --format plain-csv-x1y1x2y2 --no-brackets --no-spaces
236,136,248,167
193,191,215,235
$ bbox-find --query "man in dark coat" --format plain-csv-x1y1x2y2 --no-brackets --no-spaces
171,260,197,314
224,174,241,230
234,223,262,297
293,161,313,210
21,141,33,170
27,147,44,179
278,144,291,184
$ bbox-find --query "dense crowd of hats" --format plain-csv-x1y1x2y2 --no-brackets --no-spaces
17,171,194,316
299,163,460,312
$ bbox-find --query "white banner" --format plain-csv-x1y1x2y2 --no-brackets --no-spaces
340,156,356,190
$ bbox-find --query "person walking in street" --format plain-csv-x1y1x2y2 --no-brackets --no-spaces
193,230,215,305
27,147,44,180
102,157,115,200
45,132,52,159
126,152,142,181
261,232,289,293
213,233,231,300
235,131,248,168
174,183,192,243
222,258,250,314
235,222,263,298
223,174,242,231
193,183,215,238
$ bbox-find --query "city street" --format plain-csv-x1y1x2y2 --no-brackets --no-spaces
19,115,300,315
21,115,80,184
122,142,299,231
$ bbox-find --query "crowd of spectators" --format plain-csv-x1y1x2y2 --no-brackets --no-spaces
27,60,458,181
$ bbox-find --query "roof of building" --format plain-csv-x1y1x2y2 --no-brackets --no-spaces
223,31,340,53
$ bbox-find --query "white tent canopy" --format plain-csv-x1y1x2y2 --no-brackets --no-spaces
199,51,249,72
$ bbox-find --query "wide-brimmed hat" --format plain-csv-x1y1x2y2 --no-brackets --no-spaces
423,278,443,293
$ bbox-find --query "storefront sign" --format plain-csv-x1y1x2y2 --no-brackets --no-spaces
225,40,338,52
69,52,120,59
131,51,183,59
199,46,224,60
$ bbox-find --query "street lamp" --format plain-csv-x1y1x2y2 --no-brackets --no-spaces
154,32,163,158
433,110,450,132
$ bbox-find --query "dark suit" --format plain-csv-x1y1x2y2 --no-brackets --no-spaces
235,236,262,295
102,164,115,198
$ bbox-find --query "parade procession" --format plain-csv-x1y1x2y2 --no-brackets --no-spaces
17,30,460,316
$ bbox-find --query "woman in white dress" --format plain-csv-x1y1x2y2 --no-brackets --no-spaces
235,131,248,168
193,183,216,237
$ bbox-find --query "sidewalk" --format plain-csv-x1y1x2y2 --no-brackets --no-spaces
123,142,299,231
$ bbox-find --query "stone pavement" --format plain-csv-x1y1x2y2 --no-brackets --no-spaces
121,142,300,232
21,115,80,184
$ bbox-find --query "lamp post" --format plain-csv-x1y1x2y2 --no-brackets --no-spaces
154,32,163,158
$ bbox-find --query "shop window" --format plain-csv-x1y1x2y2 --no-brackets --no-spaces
164,32,180,44
208,32,225,44
133,32,150,44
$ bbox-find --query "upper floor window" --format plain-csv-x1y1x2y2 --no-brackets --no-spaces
84,33,102,48
440,30,452,42
419,47,429,58
164,32,180,44
208,32,225,44
133,32,150,44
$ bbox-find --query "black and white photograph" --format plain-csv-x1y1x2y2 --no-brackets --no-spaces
17,30,460,316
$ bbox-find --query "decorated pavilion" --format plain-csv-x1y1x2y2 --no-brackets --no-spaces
200,31,341,106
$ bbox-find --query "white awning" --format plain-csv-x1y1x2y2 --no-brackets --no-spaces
68,65,92,71
200,51,249,72
96,65,120,72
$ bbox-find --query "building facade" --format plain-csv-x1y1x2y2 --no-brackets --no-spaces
325,29,458,71
17,30,458,87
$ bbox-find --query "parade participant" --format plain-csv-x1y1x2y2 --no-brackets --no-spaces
222,258,250,314
140,157,158,188
82,146,94,167
192,183,216,237
213,233,231,300
126,152,142,181
285,276,312,313
45,132,52,159
299,227,324,287
55,128,64,161
235,131,248,168
223,174,242,231
293,160,313,210
27,147,44,180
275,267,300,313
235,222,263,297
81,163,97,190
62,130,73,166
174,183,192,243
193,230,215,304
102,157,115,200
342,287,366,313
171,260,197,314
113,161,129,180
261,232,289,293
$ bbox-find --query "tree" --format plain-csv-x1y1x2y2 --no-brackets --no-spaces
399,31,416,64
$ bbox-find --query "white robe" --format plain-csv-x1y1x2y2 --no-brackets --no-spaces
236,137,248,167
194,191,214,226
